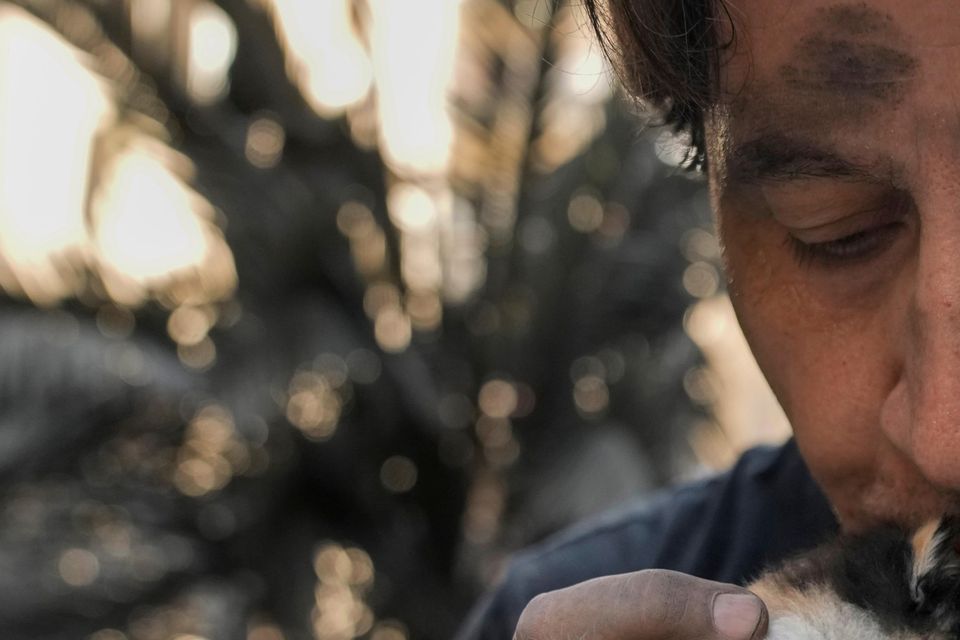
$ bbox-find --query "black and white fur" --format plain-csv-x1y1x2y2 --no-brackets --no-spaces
750,516,960,639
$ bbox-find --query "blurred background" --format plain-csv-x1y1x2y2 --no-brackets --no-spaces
0,1,791,638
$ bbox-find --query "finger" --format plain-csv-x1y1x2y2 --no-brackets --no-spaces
513,569,768,640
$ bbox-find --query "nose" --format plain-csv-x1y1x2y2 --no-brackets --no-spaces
883,202,960,489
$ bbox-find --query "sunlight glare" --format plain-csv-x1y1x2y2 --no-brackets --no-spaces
91,141,237,306
187,1,238,104
368,0,460,176
0,7,112,304
262,0,372,116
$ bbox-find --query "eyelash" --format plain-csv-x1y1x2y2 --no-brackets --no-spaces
787,222,903,268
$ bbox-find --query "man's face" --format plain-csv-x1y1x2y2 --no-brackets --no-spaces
709,0,960,532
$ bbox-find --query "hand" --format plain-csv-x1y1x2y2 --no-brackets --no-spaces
513,569,768,640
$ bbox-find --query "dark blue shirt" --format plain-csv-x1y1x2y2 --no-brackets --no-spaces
456,440,838,639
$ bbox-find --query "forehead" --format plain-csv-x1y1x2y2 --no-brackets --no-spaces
714,0,960,151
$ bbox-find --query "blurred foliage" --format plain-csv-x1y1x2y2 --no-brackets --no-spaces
0,0,716,638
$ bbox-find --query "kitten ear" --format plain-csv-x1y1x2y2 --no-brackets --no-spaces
910,515,960,604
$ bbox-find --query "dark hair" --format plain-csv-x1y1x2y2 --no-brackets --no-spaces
581,0,734,170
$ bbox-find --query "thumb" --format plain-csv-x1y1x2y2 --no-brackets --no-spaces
712,590,769,639
514,569,768,640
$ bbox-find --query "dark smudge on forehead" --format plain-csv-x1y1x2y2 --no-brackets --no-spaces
782,38,917,101
779,3,918,107
713,2,925,184
815,3,895,37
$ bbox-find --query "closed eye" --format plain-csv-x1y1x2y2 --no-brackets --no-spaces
786,221,904,268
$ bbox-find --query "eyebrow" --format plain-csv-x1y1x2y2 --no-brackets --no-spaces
725,135,876,184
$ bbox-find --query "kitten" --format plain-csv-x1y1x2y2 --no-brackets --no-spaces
750,517,960,639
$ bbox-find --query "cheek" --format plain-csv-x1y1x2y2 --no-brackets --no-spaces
719,211,895,416
718,209,905,520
